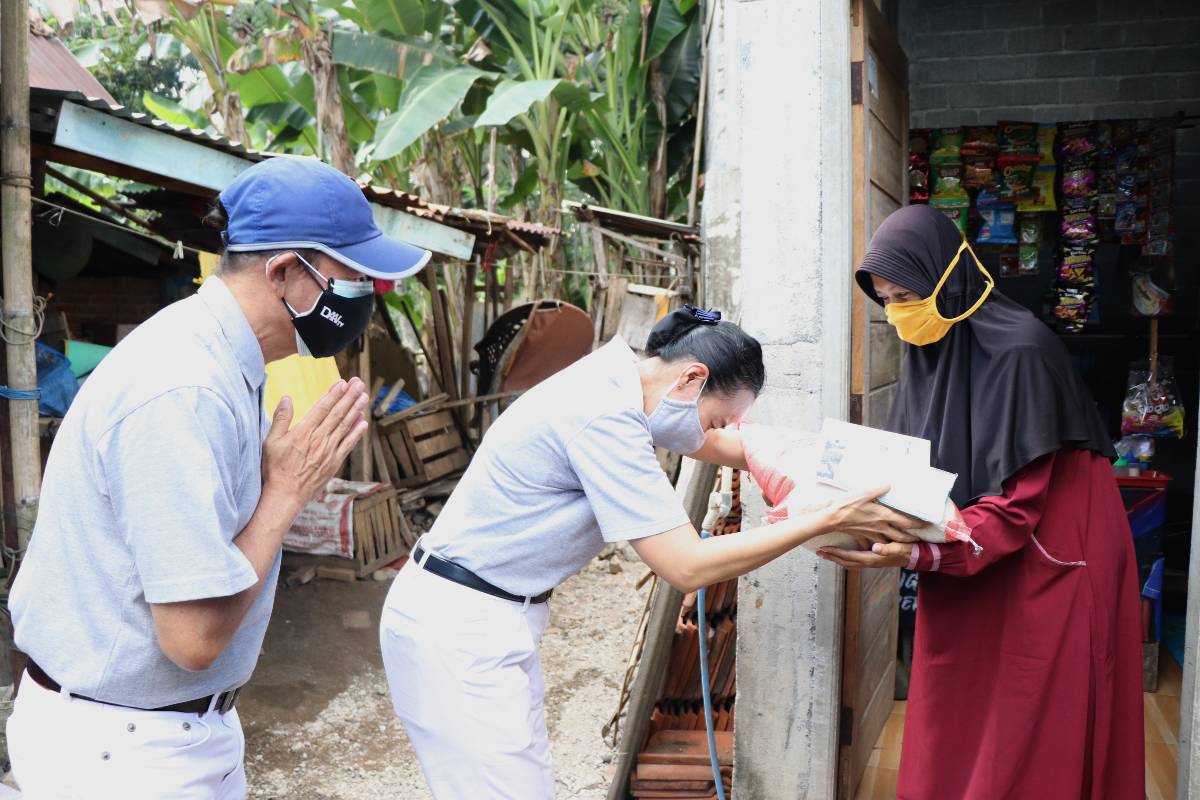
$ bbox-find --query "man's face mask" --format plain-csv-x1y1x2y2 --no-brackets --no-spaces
269,253,374,358
883,239,994,346
648,371,708,454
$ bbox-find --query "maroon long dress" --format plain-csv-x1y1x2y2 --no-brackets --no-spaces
898,448,1144,799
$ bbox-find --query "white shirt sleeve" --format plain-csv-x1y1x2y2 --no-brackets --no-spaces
565,408,690,542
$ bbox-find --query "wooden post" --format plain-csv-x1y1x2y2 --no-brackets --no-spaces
350,331,373,482
2,3,42,552
1149,317,1160,382
460,259,478,401
607,459,718,800
421,264,459,401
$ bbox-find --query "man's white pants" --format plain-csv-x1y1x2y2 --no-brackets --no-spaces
7,671,246,799
380,559,555,799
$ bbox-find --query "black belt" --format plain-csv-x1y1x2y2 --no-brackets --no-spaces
25,659,241,715
414,545,552,604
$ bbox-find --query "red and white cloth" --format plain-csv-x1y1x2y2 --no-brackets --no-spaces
283,479,392,560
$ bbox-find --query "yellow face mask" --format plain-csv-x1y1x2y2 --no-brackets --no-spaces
883,239,994,346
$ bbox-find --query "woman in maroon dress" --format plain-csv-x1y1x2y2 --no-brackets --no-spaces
819,205,1144,799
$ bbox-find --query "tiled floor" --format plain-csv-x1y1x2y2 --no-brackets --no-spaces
854,656,1182,800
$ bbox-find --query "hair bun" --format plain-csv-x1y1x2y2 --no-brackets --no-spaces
647,305,721,351
684,304,721,324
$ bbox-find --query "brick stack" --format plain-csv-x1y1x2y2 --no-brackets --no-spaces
633,472,742,799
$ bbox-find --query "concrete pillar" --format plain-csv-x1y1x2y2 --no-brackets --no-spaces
702,0,853,796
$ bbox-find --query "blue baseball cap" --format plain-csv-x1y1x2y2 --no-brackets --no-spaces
219,156,432,279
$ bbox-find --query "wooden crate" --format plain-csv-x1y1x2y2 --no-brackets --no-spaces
350,488,416,577
378,399,472,487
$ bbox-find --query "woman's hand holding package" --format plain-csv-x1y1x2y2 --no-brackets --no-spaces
817,541,914,569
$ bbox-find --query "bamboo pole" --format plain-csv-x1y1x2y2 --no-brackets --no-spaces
2,2,42,552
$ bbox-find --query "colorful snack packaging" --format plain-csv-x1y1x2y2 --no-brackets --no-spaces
1061,199,1097,241
1035,124,1057,166
1018,213,1041,245
999,248,1020,278
1097,193,1120,219
962,126,999,157
997,159,1036,203
1132,273,1173,317
936,204,969,237
1017,166,1057,213
1058,243,1095,285
1018,245,1040,276
1060,122,1097,159
931,163,968,202
1061,162,1097,198
998,121,1038,158
1121,358,1184,438
931,127,964,164
977,202,1018,245
963,158,999,192
909,152,930,204
1053,286,1092,333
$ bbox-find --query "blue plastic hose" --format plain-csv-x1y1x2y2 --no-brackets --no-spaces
696,529,727,800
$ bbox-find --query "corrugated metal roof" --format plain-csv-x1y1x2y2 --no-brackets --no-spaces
19,31,117,105
564,200,699,243
35,90,267,162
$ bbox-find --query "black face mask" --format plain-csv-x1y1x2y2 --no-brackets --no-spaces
274,253,374,358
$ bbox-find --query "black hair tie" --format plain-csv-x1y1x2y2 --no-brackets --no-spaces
684,304,721,324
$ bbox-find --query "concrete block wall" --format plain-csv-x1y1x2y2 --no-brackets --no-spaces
897,0,1200,294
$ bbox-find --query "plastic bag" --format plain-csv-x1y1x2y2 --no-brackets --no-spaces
1121,358,1185,438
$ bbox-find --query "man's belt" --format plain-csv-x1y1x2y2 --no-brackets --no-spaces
25,659,240,715
414,545,552,604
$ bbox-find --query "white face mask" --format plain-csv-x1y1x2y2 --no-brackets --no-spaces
648,374,707,454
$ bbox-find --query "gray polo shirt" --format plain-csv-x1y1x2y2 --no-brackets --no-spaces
424,336,689,597
10,277,278,708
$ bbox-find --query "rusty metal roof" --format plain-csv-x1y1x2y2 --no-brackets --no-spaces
362,184,560,257
564,200,699,243
21,30,117,105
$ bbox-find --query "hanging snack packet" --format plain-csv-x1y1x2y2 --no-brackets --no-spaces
931,127,964,164
963,157,998,191
1018,213,1042,245
1018,245,1040,276
977,202,1018,245
1132,273,1174,317
1121,358,1185,438
1035,124,1057,166
1060,122,1097,159
997,158,1036,203
936,204,969,237
1053,286,1092,333
962,126,1000,157
909,152,931,204
931,163,968,204
1018,166,1057,213
1061,162,1097,198
999,249,1019,278
1058,243,1095,285
1061,198,1097,241
998,121,1038,159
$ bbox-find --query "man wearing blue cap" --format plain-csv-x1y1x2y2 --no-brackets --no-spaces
7,157,431,798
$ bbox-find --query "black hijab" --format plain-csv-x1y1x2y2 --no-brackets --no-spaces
855,205,1113,507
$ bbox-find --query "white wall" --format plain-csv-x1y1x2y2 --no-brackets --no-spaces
702,0,854,796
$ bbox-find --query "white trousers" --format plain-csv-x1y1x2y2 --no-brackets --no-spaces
380,559,555,799
7,671,246,800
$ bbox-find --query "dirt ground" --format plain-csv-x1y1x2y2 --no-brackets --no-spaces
240,549,649,799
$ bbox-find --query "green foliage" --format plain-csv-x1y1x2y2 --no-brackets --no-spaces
69,19,199,114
